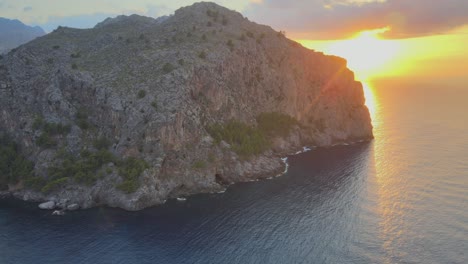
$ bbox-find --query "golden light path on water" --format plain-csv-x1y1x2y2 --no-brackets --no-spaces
361,81,379,128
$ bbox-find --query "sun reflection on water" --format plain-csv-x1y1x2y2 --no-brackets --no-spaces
361,80,380,129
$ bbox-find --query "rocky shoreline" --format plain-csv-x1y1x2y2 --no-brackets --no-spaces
1,138,372,213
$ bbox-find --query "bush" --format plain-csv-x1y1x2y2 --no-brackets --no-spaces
222,17,228,26
199,51,206,59
41,177,68,194
207,120,269,158
52,45,60,50
117,157,149,181
48,149,116,187
162,63,174,74
0,135,34,185
192,160,207,169
207,113,298,158
32,116,45,130
151,100,158,110
116,179,138,194
72,63,78,70
43,122,71,135
70,52,81,58
36,133,57,148
75,108,90,130
23,176,46,191
93,136,111,150
137,89,146,98
257,112,298,138
227,40,234,51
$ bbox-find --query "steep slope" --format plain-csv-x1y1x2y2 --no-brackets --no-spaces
0,2,372,210
0,18,45,54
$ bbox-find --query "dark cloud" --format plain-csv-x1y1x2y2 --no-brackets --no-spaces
244,0,468,39
23,6,32,12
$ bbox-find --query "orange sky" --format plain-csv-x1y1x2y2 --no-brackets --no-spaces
298,25,468,83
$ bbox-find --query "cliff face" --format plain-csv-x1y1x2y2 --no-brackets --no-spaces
0,2,372,210
0,18,45,54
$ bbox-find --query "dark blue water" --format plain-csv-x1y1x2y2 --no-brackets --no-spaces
1,80,467,263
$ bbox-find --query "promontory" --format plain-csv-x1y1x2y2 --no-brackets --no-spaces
0,2,372,210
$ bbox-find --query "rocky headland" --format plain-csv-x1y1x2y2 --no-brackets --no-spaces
0,2,372,211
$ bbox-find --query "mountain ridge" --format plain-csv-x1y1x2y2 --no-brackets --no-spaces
0,17,45,54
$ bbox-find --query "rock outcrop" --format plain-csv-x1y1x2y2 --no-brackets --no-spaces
0,2,372,210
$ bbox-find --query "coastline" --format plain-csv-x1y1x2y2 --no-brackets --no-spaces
1,138,373,213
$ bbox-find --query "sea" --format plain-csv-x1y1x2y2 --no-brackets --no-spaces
1,78,467,264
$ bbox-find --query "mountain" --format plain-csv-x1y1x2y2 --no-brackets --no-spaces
0,2,372,211
0,18,45,54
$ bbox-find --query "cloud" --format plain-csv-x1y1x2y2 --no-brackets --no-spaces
23,6,32,12
244,0,468,39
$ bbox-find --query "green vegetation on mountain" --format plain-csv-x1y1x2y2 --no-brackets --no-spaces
207,112,297,158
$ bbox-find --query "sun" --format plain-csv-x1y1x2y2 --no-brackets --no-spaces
324,27,400,80
300,27,401,81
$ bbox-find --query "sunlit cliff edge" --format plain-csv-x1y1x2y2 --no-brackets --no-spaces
0,2,372,210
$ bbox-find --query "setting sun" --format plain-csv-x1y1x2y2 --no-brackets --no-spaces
300,27,401,80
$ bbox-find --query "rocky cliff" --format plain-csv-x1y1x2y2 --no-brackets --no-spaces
0,2,372,210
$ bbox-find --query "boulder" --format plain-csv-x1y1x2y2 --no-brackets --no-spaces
38,201,56,210
66,204,80,211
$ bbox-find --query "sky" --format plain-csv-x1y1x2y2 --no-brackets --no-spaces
1,0,467,82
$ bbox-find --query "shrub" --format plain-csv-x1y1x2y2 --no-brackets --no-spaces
52,45,60,50
36,133,57,148
70,52,81,58
48,149,116,186
257,112,298,138
0,135,34,185
178,59,185,65
222,17,228,26
207,120,269,158
72,63,78,70
137,89,146,98
192,160,207,169
151,100,158,110
32,116,45,130
162,63,175,74
199,51,206,59
207,113,298,158
23,176,46,191
43,122,71,135
116,179,138,194
41,177,68,194
47,58,54,64
77,119,90,130
75,108,90,130
115,157,148,193
227,40,234,51
93,136,111,150
117,157,149,181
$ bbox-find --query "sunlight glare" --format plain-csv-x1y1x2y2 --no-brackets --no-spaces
324,27,400,80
